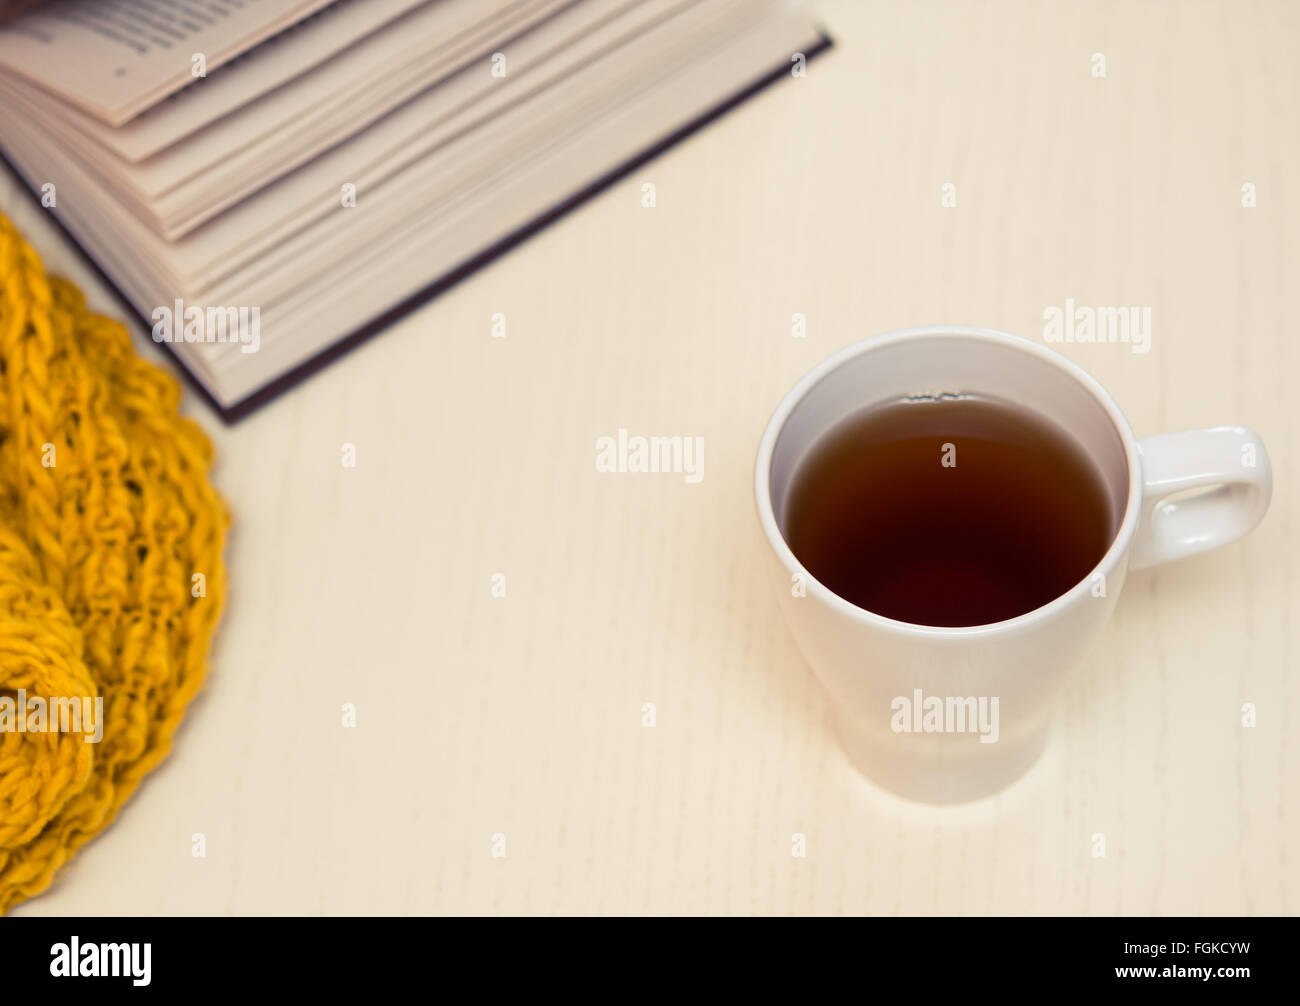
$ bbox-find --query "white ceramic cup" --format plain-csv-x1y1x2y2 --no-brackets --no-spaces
754,327,1272,803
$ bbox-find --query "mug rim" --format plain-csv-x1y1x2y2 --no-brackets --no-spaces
753,325,1144,638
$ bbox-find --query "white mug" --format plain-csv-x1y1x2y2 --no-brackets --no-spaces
754,327,1272,803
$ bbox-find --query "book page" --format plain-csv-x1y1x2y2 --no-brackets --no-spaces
0,0,558,242
0,0,632,280
0,0,339,124
209,6,819,403
143,0,570,229
22,0,441,163
0,0,817,407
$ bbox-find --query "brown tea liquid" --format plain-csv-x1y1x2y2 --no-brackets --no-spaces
784,396,1114,626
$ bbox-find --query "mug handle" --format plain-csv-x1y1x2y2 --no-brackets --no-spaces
1129,426,1272,570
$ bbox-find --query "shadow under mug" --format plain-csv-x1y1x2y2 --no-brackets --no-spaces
754,327,1272,804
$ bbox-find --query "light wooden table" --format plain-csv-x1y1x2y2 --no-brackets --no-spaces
6,0,1297,915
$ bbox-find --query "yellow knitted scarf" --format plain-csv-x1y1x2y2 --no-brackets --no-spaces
0,210,227,913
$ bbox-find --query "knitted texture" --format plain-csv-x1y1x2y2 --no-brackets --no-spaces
0,210,227,913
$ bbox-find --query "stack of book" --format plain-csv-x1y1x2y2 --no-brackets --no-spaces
0,0,827,418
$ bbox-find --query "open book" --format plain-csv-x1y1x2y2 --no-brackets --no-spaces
0,0,829,420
